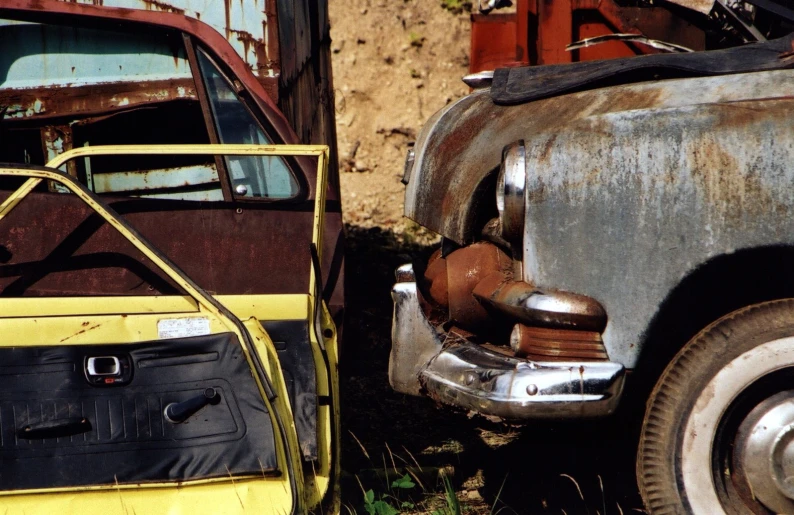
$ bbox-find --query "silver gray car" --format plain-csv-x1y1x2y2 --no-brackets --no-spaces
391,33,794,514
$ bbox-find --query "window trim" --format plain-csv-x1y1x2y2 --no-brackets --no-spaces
191,43,307,204
183,33,233,203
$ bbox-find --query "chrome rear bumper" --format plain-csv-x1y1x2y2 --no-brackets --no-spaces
390,265,625,420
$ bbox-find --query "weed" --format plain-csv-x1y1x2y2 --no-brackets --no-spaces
432,471,462,515
363,489,399,515
409,31,426,48
440,0,473,14
397,219,440,247
360,473,418,515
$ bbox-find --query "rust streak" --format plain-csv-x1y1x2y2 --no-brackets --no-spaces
141,0,185,15
60,322,103,343
230,29,269,71
224,0,232,41
0,79,196,121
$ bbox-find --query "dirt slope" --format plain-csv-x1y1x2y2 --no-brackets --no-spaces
330,0,471,234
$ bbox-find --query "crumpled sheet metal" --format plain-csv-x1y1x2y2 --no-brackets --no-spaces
405,69,794,368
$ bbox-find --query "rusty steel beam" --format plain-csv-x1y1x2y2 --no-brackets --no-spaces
538,0,573,65
1,79,196,123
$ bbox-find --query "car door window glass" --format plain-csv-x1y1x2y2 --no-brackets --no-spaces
197,49,298,200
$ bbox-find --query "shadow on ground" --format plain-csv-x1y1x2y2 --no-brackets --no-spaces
340,224,645,514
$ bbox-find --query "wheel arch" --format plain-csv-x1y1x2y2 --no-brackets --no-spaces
629,244,794,404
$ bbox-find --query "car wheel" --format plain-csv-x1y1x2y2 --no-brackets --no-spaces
638,299,794,514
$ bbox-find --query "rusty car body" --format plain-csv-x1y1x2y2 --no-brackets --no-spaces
0,1,343,513
393,1,794,512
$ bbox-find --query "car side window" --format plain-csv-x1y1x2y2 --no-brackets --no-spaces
197,49,298,200
0,19,221,202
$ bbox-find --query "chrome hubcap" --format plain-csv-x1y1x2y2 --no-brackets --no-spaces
734,390,794,513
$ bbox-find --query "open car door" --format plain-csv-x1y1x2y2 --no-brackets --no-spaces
0,144,339,514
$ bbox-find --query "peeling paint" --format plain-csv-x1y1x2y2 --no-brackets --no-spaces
141,0,185,14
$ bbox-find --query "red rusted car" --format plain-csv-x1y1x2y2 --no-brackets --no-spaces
0,1,343,513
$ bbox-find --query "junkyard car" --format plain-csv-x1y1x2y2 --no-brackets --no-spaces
0,1,342,514
392,9,794,515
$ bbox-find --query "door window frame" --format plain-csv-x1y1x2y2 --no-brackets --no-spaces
185,36,308,204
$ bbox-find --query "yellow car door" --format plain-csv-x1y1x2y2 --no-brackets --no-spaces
0,144,339,514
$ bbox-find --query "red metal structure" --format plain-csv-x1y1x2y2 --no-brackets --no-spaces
469,0,708,72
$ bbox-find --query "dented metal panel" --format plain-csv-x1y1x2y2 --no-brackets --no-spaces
405,69,794,368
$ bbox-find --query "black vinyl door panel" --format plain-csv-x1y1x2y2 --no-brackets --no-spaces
0,333,277,490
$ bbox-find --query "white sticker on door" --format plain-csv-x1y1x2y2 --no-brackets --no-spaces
157,317,211,340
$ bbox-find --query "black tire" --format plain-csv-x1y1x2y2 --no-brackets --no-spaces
638,299,794,514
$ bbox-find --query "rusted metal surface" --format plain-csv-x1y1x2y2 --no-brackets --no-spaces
405,69,794,368
469,0,706,73
419,242,511,331
0,19,193,87
471,271,607,332
391,267,625,418
41,126,73,169
510,324,608,361
469,13,518,73
0,0,339,193
0,0,344,323
3,79,197,121
538,0,573,65
0,1,296,154
277,28,340,195
0,188,317,296
92,164,221,197
0,16,196,120
422,249,449,309
46,0,278,83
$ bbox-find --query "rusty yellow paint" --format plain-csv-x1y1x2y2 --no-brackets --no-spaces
0,294,308,320
0,477,293,514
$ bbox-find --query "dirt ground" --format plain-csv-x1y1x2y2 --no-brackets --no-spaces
329,2,644,513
